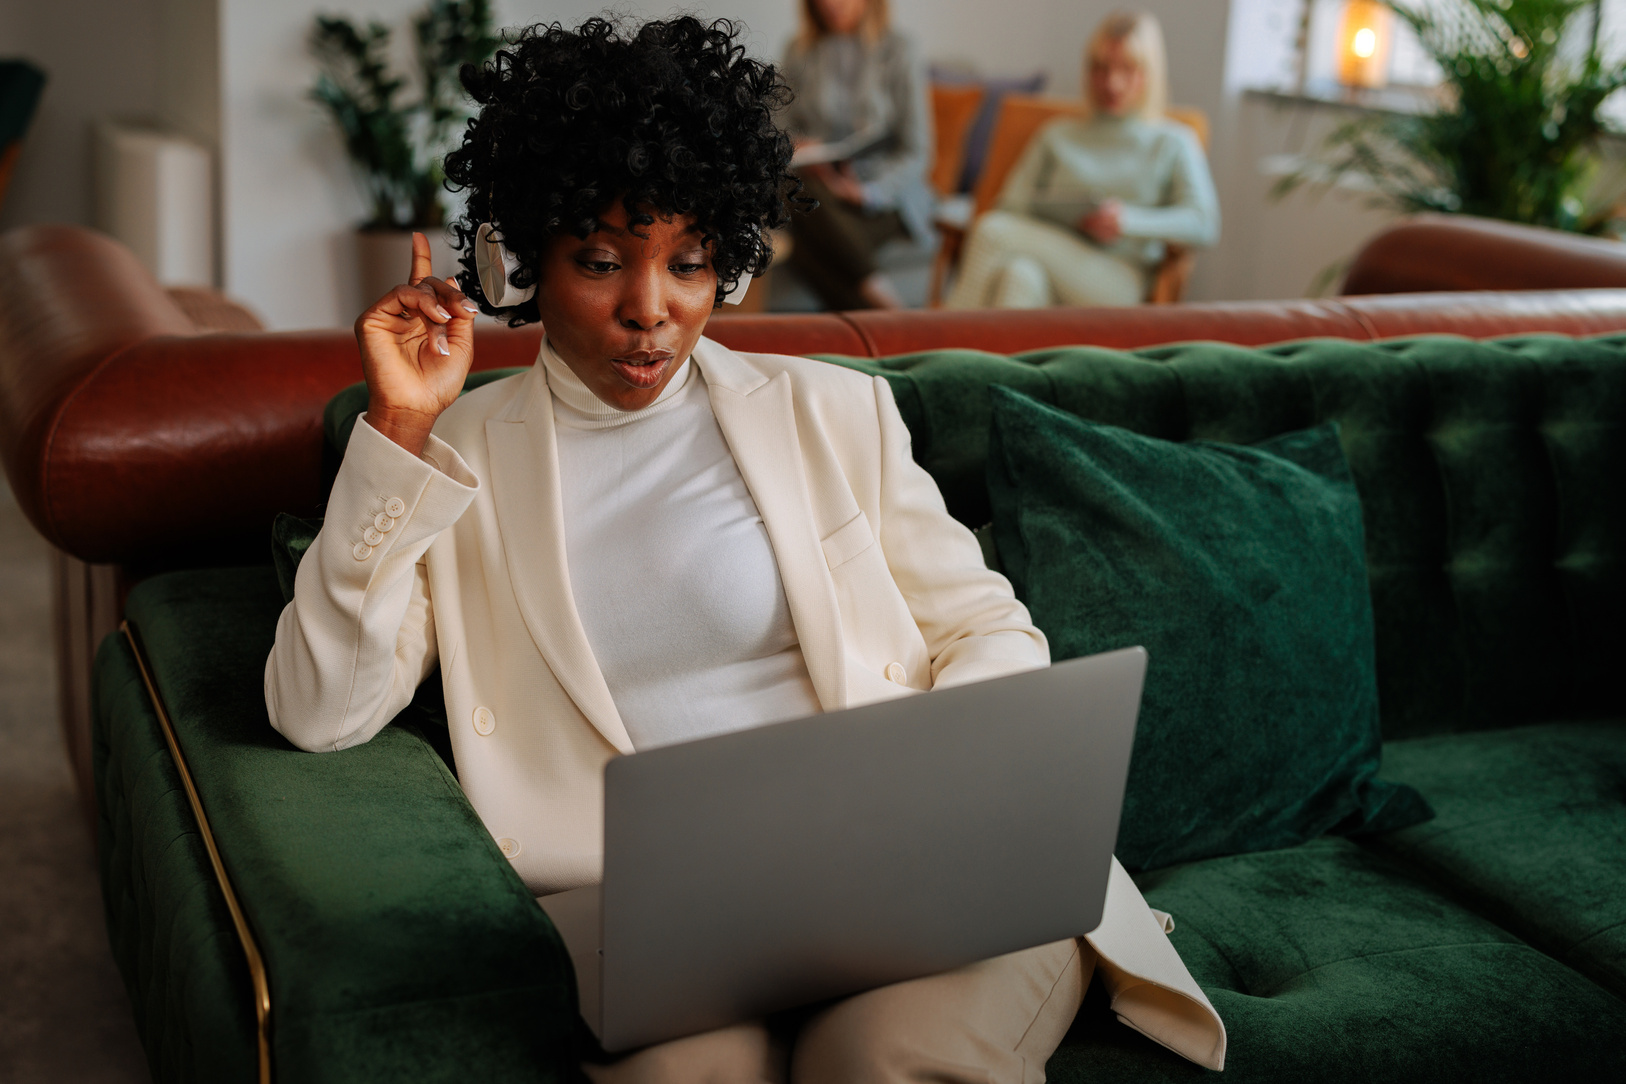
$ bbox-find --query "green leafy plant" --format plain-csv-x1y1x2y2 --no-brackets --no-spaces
310,0,499,230
1279,0,1626,233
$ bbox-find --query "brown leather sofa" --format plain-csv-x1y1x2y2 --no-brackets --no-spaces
6,219,1626,816
1343,212,1626,294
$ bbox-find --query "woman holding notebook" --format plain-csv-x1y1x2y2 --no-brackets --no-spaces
779,0,933,310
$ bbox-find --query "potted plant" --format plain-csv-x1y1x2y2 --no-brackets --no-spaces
310,0,499,300
1279,0,1626,235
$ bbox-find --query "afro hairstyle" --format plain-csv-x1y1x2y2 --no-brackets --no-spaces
443,16,804,324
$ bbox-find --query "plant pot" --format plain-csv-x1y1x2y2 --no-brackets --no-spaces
356,227,460,306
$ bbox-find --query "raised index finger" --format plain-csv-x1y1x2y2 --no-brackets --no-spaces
408,232,433,286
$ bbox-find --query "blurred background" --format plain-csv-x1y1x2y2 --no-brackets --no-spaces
6,0,1626,330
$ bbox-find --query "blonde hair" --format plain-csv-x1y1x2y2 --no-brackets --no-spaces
797,0,890,47
1085,11,1168,121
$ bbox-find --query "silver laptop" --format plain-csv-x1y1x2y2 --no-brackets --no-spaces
539,646,1146,1053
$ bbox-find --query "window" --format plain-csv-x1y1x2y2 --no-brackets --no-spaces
1228,0,1621,96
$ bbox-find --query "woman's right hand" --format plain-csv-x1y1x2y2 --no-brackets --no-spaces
805,161,866,206
1078,199,1124,245
355,231,480,456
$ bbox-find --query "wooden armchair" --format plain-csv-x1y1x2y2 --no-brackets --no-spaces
928,96,1210,307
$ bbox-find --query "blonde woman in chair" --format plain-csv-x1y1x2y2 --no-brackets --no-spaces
946,12,1219,310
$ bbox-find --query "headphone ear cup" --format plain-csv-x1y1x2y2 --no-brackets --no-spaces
721,273,751,305
474,222,537,307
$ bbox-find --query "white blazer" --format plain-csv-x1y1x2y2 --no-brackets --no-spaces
265,336,1226,1069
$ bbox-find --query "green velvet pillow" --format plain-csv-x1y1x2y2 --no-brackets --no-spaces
986,386,1432,872
271,512,323,604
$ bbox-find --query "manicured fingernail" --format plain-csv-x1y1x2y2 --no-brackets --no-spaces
434,306,451,320
436,340,450,356
460,301,479,313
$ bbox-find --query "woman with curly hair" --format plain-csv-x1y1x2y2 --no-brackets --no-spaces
265,15,1223,1082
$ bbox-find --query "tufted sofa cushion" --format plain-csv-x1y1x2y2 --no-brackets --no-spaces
822,335,1626,740
97,569,582,1083
324,334,1626,741
1373,720,1626,998
1051,837,1626,1082
94,639,258,1084
97,564,1626,1083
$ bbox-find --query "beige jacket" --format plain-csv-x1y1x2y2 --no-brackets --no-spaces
265,337,1226,1070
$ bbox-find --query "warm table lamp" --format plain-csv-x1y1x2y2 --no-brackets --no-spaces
1337,0,1393,88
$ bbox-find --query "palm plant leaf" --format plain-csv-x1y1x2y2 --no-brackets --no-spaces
309,3,499,229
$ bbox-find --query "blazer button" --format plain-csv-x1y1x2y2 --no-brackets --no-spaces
373,512,395,532
384,497,406,518
363,526,384,547
498,837,521,859
885,662,908,684
352,541,373,561
472,706,496,736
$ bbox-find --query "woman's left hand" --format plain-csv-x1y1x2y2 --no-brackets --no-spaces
1079,198,1124,244
807,161,867,206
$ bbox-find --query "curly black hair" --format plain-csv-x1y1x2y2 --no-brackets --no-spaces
443,15,803,323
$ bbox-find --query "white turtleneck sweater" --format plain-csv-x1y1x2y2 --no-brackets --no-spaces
541,341,823,751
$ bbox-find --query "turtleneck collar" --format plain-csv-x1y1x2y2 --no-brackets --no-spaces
538,336,695,430
1091,112,1151,132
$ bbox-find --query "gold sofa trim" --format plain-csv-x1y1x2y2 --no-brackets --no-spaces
122,620,272,1084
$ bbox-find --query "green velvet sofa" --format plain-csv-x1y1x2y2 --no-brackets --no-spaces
91,329,1626,1083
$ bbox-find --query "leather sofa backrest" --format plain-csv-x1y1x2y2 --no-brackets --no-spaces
8,224,1626,570
822,337,1625,739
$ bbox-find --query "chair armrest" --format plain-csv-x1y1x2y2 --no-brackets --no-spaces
96,565,581,1083
1149,245,1197,305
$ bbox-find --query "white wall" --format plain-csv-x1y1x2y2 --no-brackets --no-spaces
1184,0,1409,304
157,0,223,283
220,0,410,330
0,0,161,231
892,0,1231,105
1221,92,1399,300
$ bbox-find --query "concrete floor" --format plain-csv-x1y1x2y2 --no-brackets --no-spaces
0,476,149,1082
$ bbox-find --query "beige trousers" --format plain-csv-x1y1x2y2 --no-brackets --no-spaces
946,210,1144,310
583,938,1094,1084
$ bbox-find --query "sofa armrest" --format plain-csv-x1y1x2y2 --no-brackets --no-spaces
0,225,195,543
1343,213,1626,296
95,565,581,1083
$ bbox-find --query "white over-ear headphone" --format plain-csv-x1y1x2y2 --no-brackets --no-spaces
720,269,751,305
473,220,752,307
474,222,535,308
